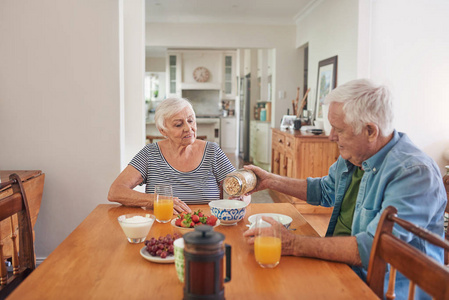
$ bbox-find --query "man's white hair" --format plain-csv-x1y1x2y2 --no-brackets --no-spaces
324,79,394,136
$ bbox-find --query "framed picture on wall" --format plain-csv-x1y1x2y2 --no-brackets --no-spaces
314,55,338,123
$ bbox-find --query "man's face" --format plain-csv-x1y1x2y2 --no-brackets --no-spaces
327,102,370,167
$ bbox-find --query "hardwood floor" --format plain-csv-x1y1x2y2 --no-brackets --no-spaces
224,153,274,203
225,153,332,236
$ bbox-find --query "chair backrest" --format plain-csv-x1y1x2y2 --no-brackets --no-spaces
0,173,35,299
367,206,449,300
444,171,449,265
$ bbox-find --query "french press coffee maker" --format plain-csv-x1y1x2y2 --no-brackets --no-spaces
183,225,231,300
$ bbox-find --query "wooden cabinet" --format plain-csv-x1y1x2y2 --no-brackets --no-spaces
271,128,339,204
271,128,339,180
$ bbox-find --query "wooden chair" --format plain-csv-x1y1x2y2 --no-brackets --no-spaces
146,135,207,144
0,173,35,299
366,206,449,300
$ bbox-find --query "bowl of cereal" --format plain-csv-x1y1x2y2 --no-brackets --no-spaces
208,200,248,226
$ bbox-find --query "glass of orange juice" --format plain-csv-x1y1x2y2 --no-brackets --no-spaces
254,215,281,268
154,184,174,223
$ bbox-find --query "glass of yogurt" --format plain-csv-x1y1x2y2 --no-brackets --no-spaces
118,213,156,243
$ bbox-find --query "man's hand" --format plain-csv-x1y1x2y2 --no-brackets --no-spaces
243,216,299,256
243,165,271,195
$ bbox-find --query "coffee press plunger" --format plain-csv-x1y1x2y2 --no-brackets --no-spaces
183,225,231,300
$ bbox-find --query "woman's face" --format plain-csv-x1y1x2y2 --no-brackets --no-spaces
161,107,197,145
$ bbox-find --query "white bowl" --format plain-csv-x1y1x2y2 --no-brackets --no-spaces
248,213,293,229
208,200,248,226
118,213,156,243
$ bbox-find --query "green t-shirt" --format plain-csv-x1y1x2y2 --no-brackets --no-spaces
333,167,364,237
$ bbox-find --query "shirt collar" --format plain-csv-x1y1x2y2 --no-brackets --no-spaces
361,130,401,173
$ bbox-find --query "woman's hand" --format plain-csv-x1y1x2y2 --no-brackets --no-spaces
243,216,299,256
173,197,192,214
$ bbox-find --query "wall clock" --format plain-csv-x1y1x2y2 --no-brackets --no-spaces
193,67,210,83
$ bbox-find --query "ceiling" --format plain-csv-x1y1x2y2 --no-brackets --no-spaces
145,0,314,25
145,0,315,57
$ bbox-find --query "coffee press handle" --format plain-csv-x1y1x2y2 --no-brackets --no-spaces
225,244,231,282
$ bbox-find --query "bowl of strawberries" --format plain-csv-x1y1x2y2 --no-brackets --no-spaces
171,209,220,236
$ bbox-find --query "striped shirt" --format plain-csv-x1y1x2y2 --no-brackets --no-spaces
129,142,235,204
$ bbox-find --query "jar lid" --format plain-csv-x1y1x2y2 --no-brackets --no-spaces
183,225,225,245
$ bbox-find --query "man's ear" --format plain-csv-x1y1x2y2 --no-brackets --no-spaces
366,123,379,142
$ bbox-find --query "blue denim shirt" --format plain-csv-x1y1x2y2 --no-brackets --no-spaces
307,131,446,299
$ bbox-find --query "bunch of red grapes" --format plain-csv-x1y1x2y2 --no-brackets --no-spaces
144,233,181,258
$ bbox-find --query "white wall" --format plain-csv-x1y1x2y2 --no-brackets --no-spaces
146,57,165,72
296,0,449,173
369,0,449,174
146,23,300,127
295,0,359,115
0,0,144,258
123,0,146,168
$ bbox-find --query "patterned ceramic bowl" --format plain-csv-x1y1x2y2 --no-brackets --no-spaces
208,200,248,226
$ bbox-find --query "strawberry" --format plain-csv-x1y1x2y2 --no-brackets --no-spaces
206,215,218,226
191,215,200,223
175,210,214,227
181,219,191,228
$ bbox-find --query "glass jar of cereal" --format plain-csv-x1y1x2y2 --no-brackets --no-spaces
223,169,257,197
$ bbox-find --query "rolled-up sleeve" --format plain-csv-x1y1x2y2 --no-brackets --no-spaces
355,232,375,269
306,177,323,205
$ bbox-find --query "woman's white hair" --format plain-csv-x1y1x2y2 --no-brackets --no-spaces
154,97,195,131
324,79,394,136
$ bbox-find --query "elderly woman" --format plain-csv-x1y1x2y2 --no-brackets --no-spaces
108,97,249,213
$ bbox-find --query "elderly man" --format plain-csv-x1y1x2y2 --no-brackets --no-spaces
244,79,446,299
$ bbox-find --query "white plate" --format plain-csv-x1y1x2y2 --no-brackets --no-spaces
140,246,175,264
248,213,293,228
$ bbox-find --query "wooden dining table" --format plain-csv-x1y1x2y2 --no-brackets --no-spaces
8,203,377,299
